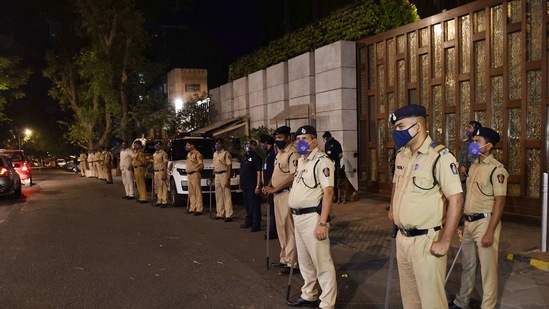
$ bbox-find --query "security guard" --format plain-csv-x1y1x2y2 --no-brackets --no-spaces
93,149,101,179
239,140,263,232
322,131,343,202
103,146,113,184
212,138,233,221
287,125,337,309
152,141,169,207
459,121,483,192
259,134,277,240
262,126,299,274
132,140,148,203
98,147,106,181
186,140,204,215
449,128,508,309
388,104,463,308
119,141,135,199
78,150,87,177
87,149,95,178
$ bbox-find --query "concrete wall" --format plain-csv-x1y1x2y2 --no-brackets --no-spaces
209,41,358,190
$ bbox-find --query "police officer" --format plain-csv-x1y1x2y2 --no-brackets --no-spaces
459,121,483,192
132,140,148,203
239,140,263,232
186,140,204,215
119,141,135,199
98,147,106,181
262,126,299,274
93,149,101,179
87,149,95,178
153,141,169,207
449,128,508,309
322,131,343,202
259,134,277,240
78,150,87,177
103,146,113,184
287,125,337,309
213,138,233,221
388,104,463,308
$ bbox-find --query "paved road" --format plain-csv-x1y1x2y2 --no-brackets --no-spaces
0,169,548,308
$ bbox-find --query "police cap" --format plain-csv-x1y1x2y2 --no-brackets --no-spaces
259,134,274,144
214,137,224,144
296,125,317,138
390,104,426,124
322,131,332,138
155,140,163,146
475,127,500,145
274,126,291,136
469,121,482,131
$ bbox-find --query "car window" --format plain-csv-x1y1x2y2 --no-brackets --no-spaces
5,153,23,161
0,157,5,167
169,139,214,161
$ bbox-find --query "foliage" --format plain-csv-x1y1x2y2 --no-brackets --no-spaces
0,56,31,121
228,0,419,81
171,91,216,133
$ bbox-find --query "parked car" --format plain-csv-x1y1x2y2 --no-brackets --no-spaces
0,154,22,198
166,135,241,206
56,158,67,169
0,149,32,186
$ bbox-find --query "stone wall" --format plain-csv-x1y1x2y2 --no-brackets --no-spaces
210,41,359,190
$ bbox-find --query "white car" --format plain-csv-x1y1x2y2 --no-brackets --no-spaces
56,159,67,168
167,136,241,207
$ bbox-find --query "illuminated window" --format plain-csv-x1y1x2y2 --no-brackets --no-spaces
185,83,200,92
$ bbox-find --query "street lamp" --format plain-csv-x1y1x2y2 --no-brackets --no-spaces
18,128,32,150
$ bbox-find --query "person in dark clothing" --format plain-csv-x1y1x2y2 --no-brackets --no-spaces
323,131,343,202
239,140,263,232
259,134,277,240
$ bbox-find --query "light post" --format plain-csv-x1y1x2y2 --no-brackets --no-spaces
18,128,32,150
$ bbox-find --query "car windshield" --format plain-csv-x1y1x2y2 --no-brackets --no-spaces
169,139,214,161
5,153,24,161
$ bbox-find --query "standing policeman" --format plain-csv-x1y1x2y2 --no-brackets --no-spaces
259,134,278,239
119,141,135,199
153,141,169,207
449,128,508,309
186,140,204,215
262,126,299,274
132,140,148,204
287,125,337,309
459,121,483,193
78,150,87,177
388,104,463,308
213,138,233,221
239,140,263,232
322,131,343,202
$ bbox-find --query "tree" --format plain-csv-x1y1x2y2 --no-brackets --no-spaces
0,55,31,122
172,92,216,133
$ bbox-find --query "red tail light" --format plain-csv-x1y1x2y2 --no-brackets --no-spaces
0,168,8,176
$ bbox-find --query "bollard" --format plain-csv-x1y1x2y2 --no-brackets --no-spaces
542,173,548,252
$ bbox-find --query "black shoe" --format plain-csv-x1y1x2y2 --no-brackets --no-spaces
250,227,260,232
270,262,287,268
139,200,148,204
448,301,463,309
122,196,129,199
224,218,232,222
193,212,202,216
186,210,194,214
240,224,251,228
286,297,318,307
126,196,134,200
215,217,223,220
160,204,168,208
278,266,299,276
154,203,161,207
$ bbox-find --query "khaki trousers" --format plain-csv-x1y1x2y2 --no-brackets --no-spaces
94,162,101,179
294,213,337,309
273,191,296,267
396,229,448,309
80,163,86,176
121,168,134,197
188,172,203,212
134,167,147,202
106,164,113,182
154,172,168,204
88,163,95,177
454,219,501,309
214,172,233,218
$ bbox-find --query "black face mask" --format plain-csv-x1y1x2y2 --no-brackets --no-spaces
275,140,287,150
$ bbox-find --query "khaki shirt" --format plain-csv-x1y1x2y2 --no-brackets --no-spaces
271,143,299,188
132,149,145,167
392,136,463,230
153,150,168,171
78,153,87,164
213,149,232,172
288,148,334,208
464,154,508,214
186,149,203,173
103,151,113,166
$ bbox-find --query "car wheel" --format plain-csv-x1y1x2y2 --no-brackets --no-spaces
13,180,22,198
169,178,185,207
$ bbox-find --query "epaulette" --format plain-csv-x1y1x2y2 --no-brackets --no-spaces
430,141,449,155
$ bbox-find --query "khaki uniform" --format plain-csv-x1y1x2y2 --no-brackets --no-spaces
288,147,337,309
153,149,169,205
78,153,87,177
132,149,147,202
103,150,113,183
454,154,508,309
213,149,233,218
96,151,104,180
186,149,204,212
392,136,462,308
87,152,95,178
271,143,299,267
120,148,135,198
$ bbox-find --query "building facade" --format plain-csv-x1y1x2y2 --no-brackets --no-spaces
167,68,208,112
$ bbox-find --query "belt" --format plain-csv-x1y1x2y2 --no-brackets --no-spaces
290,207,318,215
154,169,164,172
215,171,226,174
133,165,144,168
187,171,197,175
463,213,490,222
399,226,441,237
276,188,289,194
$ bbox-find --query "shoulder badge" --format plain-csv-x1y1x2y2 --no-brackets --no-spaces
430,141,449,155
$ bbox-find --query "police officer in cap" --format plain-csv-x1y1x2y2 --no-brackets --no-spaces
132,140,148,203
259,134,277,239
152,140,169,207
449,127,508,309
322,131,343,202
459,120,483,191
388,104,463,307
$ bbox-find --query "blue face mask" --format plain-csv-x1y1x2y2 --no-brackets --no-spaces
260,143,267,151
275,140,287,150
466,130,474,138
245,146,252,153
155,145,161,151
296,140,310,155
215,145,222,151
468,142,485,158
392,123,418,149
185,146,190,152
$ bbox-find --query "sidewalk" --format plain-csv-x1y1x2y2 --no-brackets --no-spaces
325,193,549,308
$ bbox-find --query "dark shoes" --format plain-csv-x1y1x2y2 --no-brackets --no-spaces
186,210,194,214
215,217,223,220
271,262,287,268
193,212,202,216
139,200,148,204
278,266,299,276
224,218,232,222
250,227,260,232
286,297,319,308
264,233,278,240
159,204,168,208
240,224,251,228
448,301,463,309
